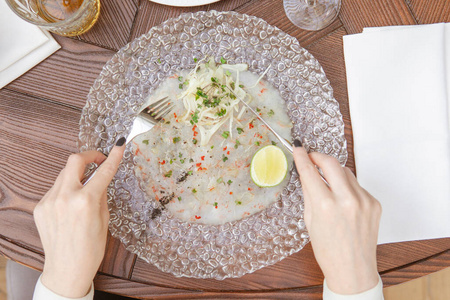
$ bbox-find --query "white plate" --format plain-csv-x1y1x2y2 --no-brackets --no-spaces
149,0,221,7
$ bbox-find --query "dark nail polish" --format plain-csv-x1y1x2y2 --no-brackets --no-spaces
294,139,302,148
116,137,126,146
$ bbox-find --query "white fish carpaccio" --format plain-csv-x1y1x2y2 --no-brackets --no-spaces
132,70,293,225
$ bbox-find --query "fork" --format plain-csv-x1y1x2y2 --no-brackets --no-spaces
225,87,329,186
81,96,174,185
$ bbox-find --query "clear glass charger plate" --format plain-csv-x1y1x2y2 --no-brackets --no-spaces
78,10,347,280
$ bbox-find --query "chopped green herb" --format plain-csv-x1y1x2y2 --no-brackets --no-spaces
179,83,183,89
256,108,261,112
179,153,183,158
195,87,208,100
220,57,227,64
192,138,198,145
173,137,181,143
216,108,227,117
157,58,161,63
170,159,173,164
192,188,197,193
164,170,172,178
190,110,200,125
194,58,198,63
234,140,241,149
239,84,244,88
225,70,231,76
142,140,149,145
222,155,228,162
180,159,185,163
178,76,183,82
221,131,230,139
255,141,261,146
189,158,194,163
178,196,182,201
237,127,244,134
267,109,275,117
271,141,277,146
187,170,193,175
230,82,235,90
211,77,219,83
211,145,214,149
227,180,233,185
213,202,218,206
235,200,242,205
216,177,223,184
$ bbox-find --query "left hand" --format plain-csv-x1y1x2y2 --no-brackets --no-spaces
34,142,125,298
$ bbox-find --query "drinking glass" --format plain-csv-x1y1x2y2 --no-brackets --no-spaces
5,0,100,37
283,0,341,31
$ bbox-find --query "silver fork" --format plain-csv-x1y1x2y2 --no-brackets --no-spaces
81,96,174,185
226,87,329,186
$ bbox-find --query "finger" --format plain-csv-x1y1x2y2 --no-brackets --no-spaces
85,138,126,194
293,140,331,199
308,152,349,190
65,151,107,182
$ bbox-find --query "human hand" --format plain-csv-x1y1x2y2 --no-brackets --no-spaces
293,140,382,295
34,138,126,298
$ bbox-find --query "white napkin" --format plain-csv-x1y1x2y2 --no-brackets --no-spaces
0,0,60,89
343,23,450,244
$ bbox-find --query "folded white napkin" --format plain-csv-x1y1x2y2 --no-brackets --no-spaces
0,0,60,89
343,23,450,244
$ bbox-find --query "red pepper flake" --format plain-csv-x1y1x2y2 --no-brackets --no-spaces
227,151,230,155
173,112,177,118
248,187,252,191
195,215,201,219
249,123,254,129
261,88,268,94
196,163,202,167
229,192,233,195
192,125,197,131
194,131,198,137
223,146,227,151
209,187,215,191
201,156,205,161
160,160,166,165
215,205,218,209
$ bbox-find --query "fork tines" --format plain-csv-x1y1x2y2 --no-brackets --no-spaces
144,96,175,120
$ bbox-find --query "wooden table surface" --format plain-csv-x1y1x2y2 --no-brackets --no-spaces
1,0,449,298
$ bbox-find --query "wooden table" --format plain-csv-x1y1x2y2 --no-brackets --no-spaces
1,0,449,298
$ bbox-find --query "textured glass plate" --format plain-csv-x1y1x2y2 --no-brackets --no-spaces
78,10,347,280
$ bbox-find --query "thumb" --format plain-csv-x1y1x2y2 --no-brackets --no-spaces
85,137,126,193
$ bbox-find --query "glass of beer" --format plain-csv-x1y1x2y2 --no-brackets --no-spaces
5,0,100,37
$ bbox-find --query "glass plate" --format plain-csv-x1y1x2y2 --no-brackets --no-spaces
78,10,347,280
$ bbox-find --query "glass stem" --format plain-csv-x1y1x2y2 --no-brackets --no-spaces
305,0,317,6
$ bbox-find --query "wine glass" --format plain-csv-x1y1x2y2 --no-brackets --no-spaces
283,0,341,31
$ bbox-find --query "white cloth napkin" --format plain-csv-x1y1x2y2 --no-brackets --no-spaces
343,23,450,245
0,0,60,89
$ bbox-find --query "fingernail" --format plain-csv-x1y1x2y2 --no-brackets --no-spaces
294,139,302,147
116,137,126,146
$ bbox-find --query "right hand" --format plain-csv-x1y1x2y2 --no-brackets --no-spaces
293,141,382,295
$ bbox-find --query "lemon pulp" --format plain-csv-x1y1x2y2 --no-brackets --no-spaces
250,145,288,187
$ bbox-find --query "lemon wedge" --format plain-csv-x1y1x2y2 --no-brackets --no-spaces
250,145,288,187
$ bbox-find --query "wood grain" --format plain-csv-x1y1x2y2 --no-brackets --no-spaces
5,35,116,109
130,0,252,41
407,0,450,24
131,243,322,291
236,0,343,47
77,0,139,51
96,274,324,299
99,234,137,279
339,0,417,34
